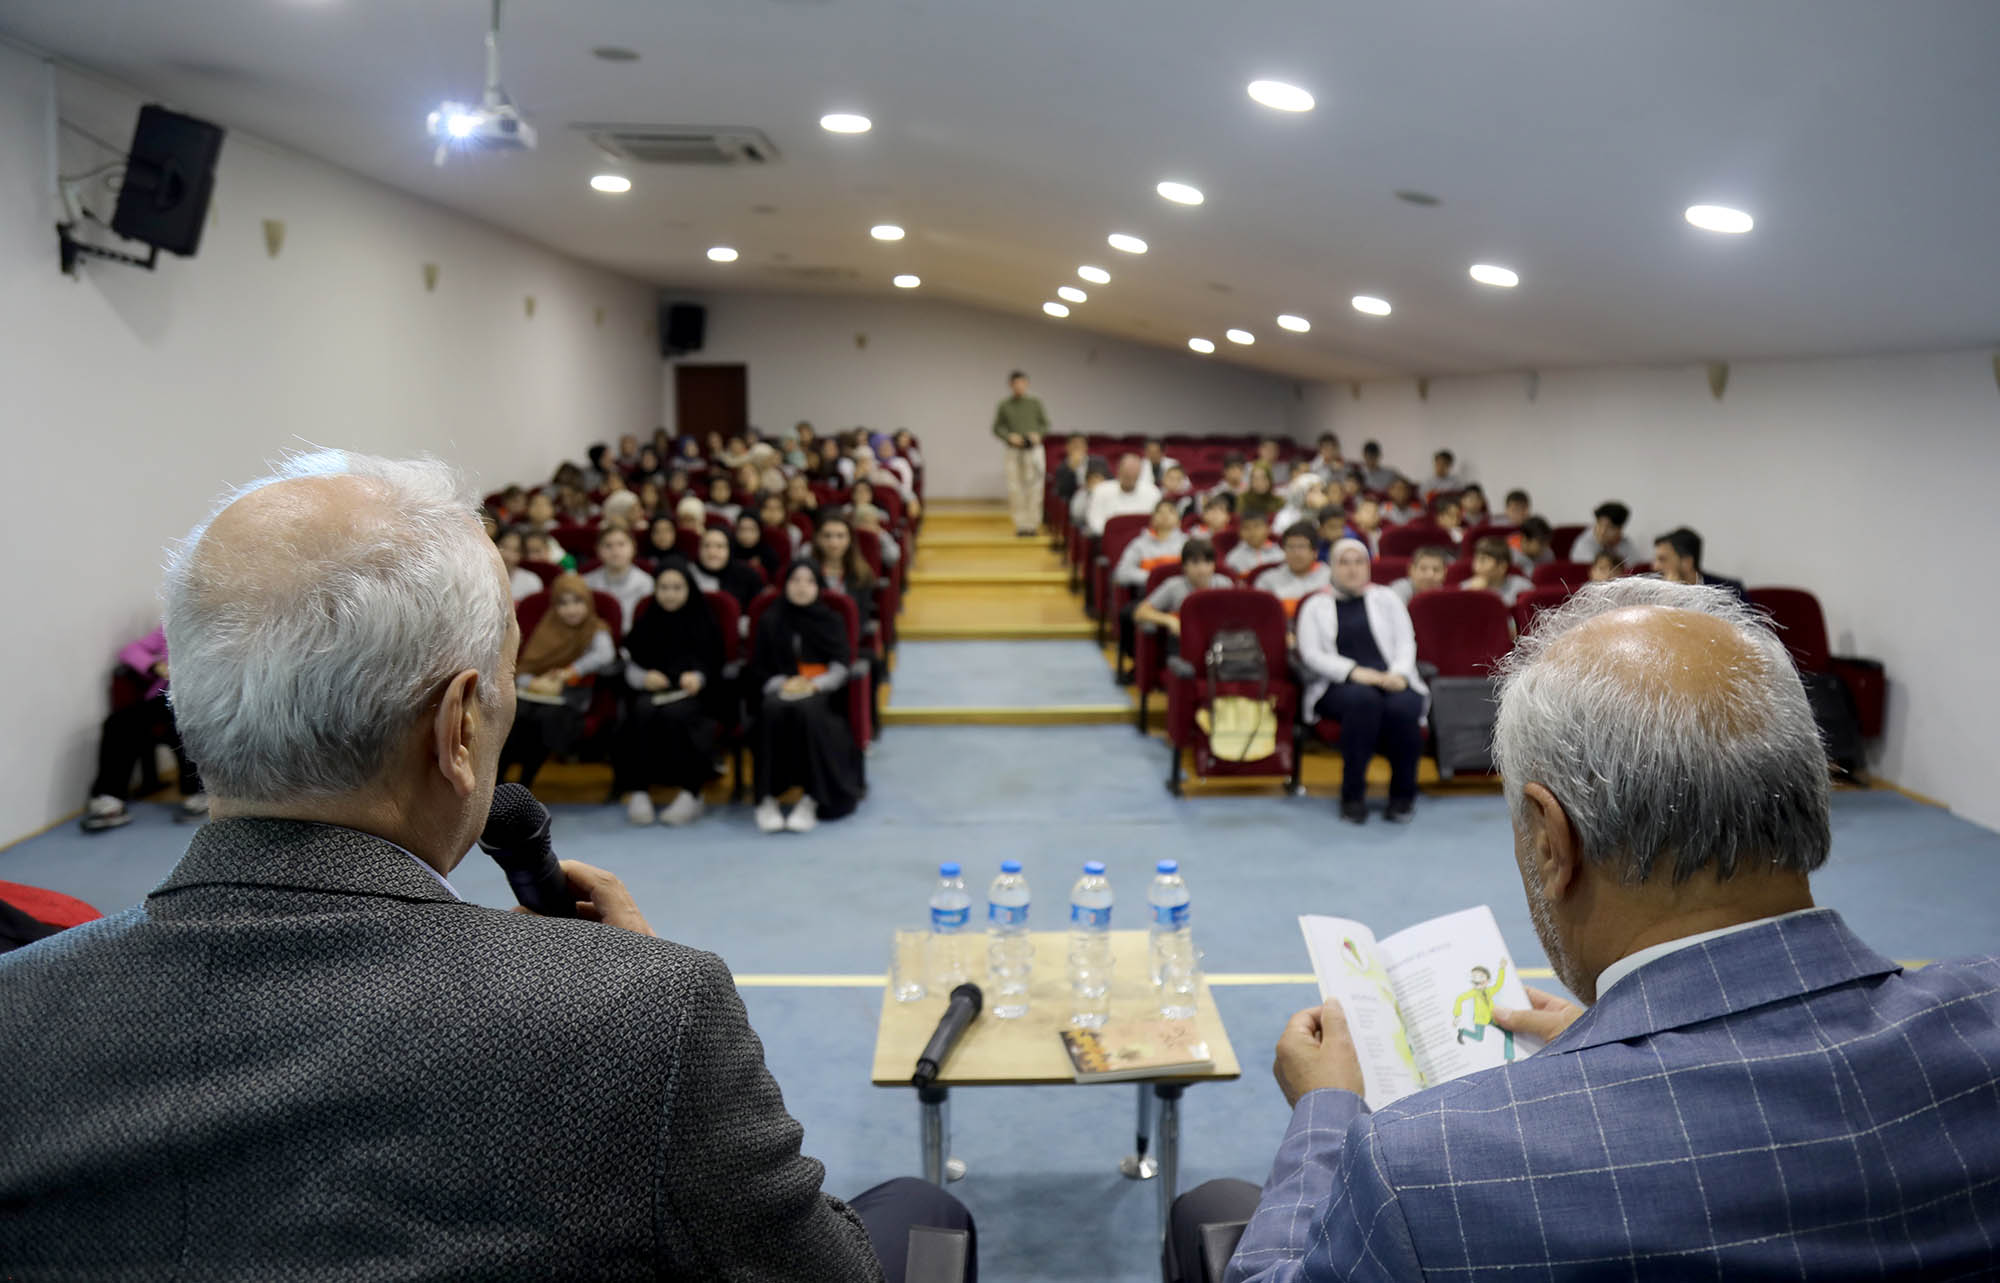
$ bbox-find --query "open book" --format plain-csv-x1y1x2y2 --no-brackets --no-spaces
1299,905,1545,1111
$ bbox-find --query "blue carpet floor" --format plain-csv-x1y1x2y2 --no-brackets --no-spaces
6,722,1999,1280
890,640,1120,707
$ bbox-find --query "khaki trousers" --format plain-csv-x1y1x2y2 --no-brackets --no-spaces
1003,444,1045,534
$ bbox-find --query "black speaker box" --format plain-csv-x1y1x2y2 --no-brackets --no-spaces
111,105,225,257
662,302,706,356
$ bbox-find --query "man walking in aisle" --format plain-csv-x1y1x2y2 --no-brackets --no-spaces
993,369,1049,537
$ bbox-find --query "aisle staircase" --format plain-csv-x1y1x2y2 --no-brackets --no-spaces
884,502,1128,726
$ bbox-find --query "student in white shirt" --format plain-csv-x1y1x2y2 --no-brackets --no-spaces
1571,501,1640,564
1084,454,1161,537
1114,500,1191,678
496,528,542,601
582,527,657,634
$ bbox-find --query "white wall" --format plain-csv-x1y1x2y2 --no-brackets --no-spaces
1302,351,2000,831
660,291,1304,499
0,45,660,845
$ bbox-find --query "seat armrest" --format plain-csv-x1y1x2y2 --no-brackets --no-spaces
1199,1220,1251,1283
1166,657,1197,680
1416,660,1440,683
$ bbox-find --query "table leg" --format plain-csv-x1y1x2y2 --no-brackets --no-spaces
1119,1081,1158,1179
1153,1083,1184,1242
918,1085,965,1185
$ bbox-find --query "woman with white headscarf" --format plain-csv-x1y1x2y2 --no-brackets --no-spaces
1295,537,1428,826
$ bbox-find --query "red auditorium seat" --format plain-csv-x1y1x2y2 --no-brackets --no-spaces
553,524,600,557
851,528,899,655
1408,590,1514,780
1092,513,1151,644
1130,562,1238,729
746,587,875,750
1443,561,1478,586
1549,524,1588,560
1531,560,1593,591
1371,555,1409,586
1163,589,1298,795
519,561,560,588
1380,525,1449,558
1512,586,1572,635
0,881,102,930
1747,587,1887,740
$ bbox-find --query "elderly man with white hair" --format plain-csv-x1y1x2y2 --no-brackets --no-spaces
0,451,971,1279
1083,452,1161,537
1164,579,2000,1283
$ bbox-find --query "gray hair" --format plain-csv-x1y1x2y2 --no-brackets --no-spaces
1492,579,1830,884
162,451,511,803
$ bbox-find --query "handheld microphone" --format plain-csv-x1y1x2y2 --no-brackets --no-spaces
479,783,575,917
911,982,983,1088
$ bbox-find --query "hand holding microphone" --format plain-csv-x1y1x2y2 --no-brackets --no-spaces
481,783,654,936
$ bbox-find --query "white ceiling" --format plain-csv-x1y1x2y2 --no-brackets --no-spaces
5,0,1998,381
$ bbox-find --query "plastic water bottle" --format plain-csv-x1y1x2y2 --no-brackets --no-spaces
986,860,1032,1018
929,862,971,989
1067,861,1115,1029
1148,859,1198,1020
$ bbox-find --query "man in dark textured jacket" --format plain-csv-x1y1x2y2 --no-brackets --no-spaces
0,451,968,1280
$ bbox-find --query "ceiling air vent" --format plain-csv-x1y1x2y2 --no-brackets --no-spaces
575,124,779,166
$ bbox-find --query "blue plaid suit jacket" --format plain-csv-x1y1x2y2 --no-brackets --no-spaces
1229,909,2000,1281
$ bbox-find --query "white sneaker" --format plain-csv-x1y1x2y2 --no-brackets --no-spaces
784,795,819,833
624,791,657,825
660,791,705,827
81,795,131,833
754,798,786,833
179,792,210,820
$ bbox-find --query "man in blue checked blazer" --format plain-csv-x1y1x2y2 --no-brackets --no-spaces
1171,579,2000,1283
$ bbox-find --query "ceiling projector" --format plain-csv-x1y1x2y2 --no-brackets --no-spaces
426,0,535,166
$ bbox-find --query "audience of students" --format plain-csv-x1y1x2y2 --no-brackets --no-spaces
733,512,782,581
1224,511,1283,578
1113,499,1192,676
1571,500,1637,564
1381,476,1422,525
1457,482,1491,528
614,558,724,827
1510,516,1554,572
1257,523,1334,619
692,527,764,612
501,574,618,790
1653,526,1747,601
581,527,655,633
1461,536,1535,606
1190,493,1234,542
1295,539,1427,824
1357,440,1398,492
1132,538,1222,654
496,528,541,600
749,563,865,833
1391,546,1452,604
1502,488,1533,526
1419,449,1461,500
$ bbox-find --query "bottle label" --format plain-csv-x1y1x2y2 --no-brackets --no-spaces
988,903,1029,926
931,905,969,930
1070,904,1112,928
1152,903,1190,927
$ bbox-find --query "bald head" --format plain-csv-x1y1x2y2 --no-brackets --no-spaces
164,452,513,805
1494,579,1831,886
1117,454,1143,490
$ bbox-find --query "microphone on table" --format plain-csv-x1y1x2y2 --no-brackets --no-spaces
479,783,575,918
911,982,984,1088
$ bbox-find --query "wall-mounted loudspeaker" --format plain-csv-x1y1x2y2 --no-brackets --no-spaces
661,302,706,357
111,105,226,257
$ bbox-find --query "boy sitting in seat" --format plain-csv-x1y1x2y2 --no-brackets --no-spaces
1257,522,1333,620
1223,511,1283,578
1133,538,1221,657
1510,516,1554,573
1458,535,1534,607
1391,545,1451,604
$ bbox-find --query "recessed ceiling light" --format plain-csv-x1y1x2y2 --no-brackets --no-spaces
819,113,872,134
870,223,905,241
1043,301,1070,318
1156,180,1204,206
1685,204,1754,234
1351,295,1391,316
1077,265,1111,285
590,46,640,62
1057,285,1087,304
1276,313,1310,333
1188,338,1215,354
1247,79,1314,113
1469,263,1519,288
1226,329,1255,345
893,274,920,289
706,246,739,263
589,173,631,194
1107,233,1148,254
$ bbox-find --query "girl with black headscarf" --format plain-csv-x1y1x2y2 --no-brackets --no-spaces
690,526,765,615
733,512,782,581
613,558,726,827
749,561,865,833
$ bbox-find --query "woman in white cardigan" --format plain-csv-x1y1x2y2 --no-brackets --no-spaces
1295,538,1429,825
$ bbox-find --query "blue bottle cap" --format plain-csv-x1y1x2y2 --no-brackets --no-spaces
1083,860,1107,875
939,862,961,877
1157,859,1179,874
1000,860,1022,874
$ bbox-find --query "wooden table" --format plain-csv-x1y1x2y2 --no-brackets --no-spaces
871,930,1241,1239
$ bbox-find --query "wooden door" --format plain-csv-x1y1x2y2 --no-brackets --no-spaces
675,364,748,440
